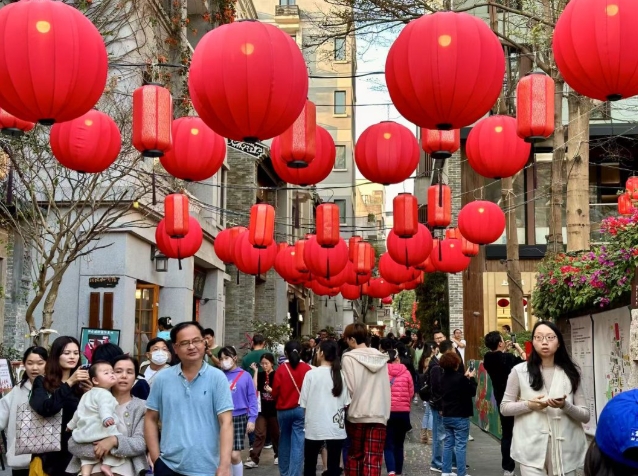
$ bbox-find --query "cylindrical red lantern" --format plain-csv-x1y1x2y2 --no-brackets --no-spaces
164,194,190,238
303,236,349,279
516,73,555,142
156,217,203,260
214,226,247,264
49,109,121,173
386,12,505,130
381,296,393,305
379,253,420,285
189,21,308,142
553,0,638,101
234,232,278,276
618,193,633,215
352,242,373,275
275,246,307,285
348,236,363,261
355,121,420,185
387,224,433,268
295,239,309,274
0,108,34,137
466,115,531,179
427,184,451,228
340,283,361,300
316,203,340,248
133,84,172,158
460,233,479,257
160,117,226,182
421,128,460,159
0,0,108,125
278,100,316,168
626,176,638,200
249,204,275,248
458,201,506,245
431,239,471,274
393,193,418,238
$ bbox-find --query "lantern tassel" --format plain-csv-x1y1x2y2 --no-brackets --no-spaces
325,298,328,308
404,247,409,269
152,169,157,205
258,255,262,276
531,142,537,191
236,268,240,285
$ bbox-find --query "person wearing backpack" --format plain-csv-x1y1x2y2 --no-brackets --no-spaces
417,342,437,444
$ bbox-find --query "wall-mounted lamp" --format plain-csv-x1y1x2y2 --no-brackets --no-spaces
299,314,304,322
150,244,168,273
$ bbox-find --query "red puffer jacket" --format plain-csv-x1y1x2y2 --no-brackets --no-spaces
387,362,414,412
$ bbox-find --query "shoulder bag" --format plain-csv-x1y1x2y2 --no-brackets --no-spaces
15,402,62,455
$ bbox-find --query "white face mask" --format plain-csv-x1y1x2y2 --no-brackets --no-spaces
221,359,234,370
150,350,169,366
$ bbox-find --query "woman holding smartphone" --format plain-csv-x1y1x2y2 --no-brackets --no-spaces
501,321,590,476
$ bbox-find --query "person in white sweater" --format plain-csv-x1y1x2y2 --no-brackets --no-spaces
501,321,589,476
67,361,123,476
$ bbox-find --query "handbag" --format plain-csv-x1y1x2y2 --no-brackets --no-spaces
15,402,62,455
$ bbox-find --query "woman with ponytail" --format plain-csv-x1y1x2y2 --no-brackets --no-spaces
300,340,351,476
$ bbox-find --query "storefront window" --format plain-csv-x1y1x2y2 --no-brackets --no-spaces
134,284,158,361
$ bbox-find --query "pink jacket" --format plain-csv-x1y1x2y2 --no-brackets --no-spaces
387,363,414,412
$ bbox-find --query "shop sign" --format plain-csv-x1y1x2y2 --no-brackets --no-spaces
89,277,120,288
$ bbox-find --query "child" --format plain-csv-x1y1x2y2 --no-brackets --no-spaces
67,361,123,476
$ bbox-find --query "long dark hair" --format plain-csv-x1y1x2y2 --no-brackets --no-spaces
44,336,81,393
417,341,436,374
285,340,302,369
319,340,343,397
585,440,638,476
20,346,48,387
527,321,581,393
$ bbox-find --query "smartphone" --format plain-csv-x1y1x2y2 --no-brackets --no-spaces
511,334,517,344
80,364,90,371
468,361,475,372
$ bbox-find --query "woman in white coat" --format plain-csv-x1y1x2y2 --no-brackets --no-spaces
501,321,589,476
0,346,48,476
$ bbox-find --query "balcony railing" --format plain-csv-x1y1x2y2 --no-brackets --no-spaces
275,5,300,17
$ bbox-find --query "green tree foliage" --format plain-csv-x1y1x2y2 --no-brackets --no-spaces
415,272,449,340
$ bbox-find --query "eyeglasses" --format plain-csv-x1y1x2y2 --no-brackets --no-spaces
176,338,205,348
533,335,557,342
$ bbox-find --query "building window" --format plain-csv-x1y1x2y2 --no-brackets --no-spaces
134,284,159,362
334,91,346,115
279,0,295,5
334,199,347,224
334,37,346,61
334,145,347,170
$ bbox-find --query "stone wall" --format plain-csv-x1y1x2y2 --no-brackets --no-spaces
3,231,31,352
447,151,464,333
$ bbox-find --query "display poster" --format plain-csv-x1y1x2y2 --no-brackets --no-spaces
80,328,121,365
0,359,13,391
470,360,502,439
569,315,597,435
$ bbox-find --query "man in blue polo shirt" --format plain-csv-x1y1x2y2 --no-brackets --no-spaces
145,321,234,476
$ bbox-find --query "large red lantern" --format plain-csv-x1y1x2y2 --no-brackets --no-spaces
348,236,363,261
234,232,278,276
49,109,121,173
0,108,34,137
379,253,420,285
421,128,460,159
340,283,361,300
618,193,633,215
364,278,400,299
416,254,437,273
133,84,172,158
0,0,107,125
458,201,506,245
155,217,203,260
355,121,420,185
387,224,433,268
553,0,638,101
427,184,451,228
303,236,349,279
385,12,505,130
393,193,418,238
315,266,348,288
189,21,308,142
316,203,340,248
249,204,275,248
352,242,373,275
466,115,531,179
275,246,307,284
214,226,247,264
626,176,638,200
278,100,316,168
431,239,471,274
309,280,340,297
160,117,226,181
164,194,190,238
516,73,555,142
344,262,371,286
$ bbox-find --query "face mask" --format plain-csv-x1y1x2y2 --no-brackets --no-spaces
221,359,234,370
150,350,169,366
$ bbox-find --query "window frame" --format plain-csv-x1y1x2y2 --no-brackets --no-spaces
333,91,347,115
334,199,347,224
334,37,346,61
333,145,347,170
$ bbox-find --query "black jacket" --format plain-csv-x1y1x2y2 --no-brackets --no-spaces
483,351,523,406
441,369,478,418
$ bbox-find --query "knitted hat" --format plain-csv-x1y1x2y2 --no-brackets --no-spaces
596,389,638,469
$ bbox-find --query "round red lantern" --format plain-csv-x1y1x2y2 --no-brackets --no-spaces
344,261,372,286
516,73,555,142
416,254,437,273
364,278,400,299
294,239,310,274
393,193,418,238
348,236,362,261
133,84,172,158
618,193,633,215
49,109,121,173
315,266,348,288
275,246,306,284
249,204,275,248
214,226,247,264
466,115,531,179
164,194,190,238
0,0,107,125
0,108,34,137
352,242,373,275
385,12,505,130
189,21,308,142
303,236,349,279
278,242,288,253
553,0,638,101
155,217,203,260
626,176,638,199
421,128,460,159
316,203,340,248
355,121,420,185
379,253,420,285
234,231,278,276
387,224,433,268
309,280,340,297
340,283,361,300
381,296,393,305
497,298,510,308
278,100,316,168
427,184,451,228
431,239,471,274
458,201,506,245
160,117,226,181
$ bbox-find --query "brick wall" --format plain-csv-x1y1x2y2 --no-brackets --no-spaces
3,231,31,352
254,268,278,323
447,151,464,333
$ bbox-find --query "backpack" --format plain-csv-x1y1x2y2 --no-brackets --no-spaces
417,367,431,401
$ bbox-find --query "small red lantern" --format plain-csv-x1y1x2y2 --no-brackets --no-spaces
0,0,108,125
466,115,531,179
387,224,433,268
445,228,459,239
393,193,418,238
234,232,278,276
156,217,203,260
278,100,316,168
618,193,633,215
364,278,400,299
275,246,306,285
0,108,34,137
348,236,362,261
497,298,510,308
458,201,506,245
303,236,349,280
160,116,226,182
214,226,247,264
381,296,393,305
379,253,420,285
355,121,420,185
189,21,308,142
278,242,288,253
460,234,479,257
352,242,373,275
431,239,471,274
295,239,309,274
626,176,638,200
164,194,190,238
415,254,437,273
316,203,340,248
344,262,371,286
421,128,460,159
249,204,275,248
516,73,555,142
427,184,451,228
133,84,172,158
49,109,121,173
340,283,361,300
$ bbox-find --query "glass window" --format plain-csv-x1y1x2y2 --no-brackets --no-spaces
334,145,346,169
134,285,158,362
279,0,295,5
334,91,346,115
334,199,347,224
484,172,526,244
334,37,346,61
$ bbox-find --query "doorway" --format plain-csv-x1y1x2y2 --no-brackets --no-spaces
134,284,159,361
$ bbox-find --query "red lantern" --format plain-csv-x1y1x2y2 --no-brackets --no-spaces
421,128,460,159
0,108,34,137
160,117,226,182
278,242,288,253
309,280,340,297
618,193,633,215
0,0,107,125
133,84,172,158
271,125,335,186
626,176,638,200
303,236,349,279
234,232,278,276
348,236,363,261
49,110,121,173
416,253,437,273
249,204,275,248
458,201,506,245
445,228,459,239
355,121,420,185
393,193,418,238
466,115,531,179
386,12,505,130
278,100,316,168
316,203,340,248
155,217,203,260
553,0,638,101
460,234,479,257
164,194,190,238
352,242,373,275
387,224,433,268
427,184,451,228
315,266,348,288
364,278,400,299
189,21,308,142
431,239,471,274
379,253,420,285
381,296,393,305
295,239,309,274
275,246,306,284
213,226,247,264
516,73,555,142
340,283,361,300
497,298,510,308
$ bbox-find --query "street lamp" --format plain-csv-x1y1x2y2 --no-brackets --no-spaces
150,245,168,272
